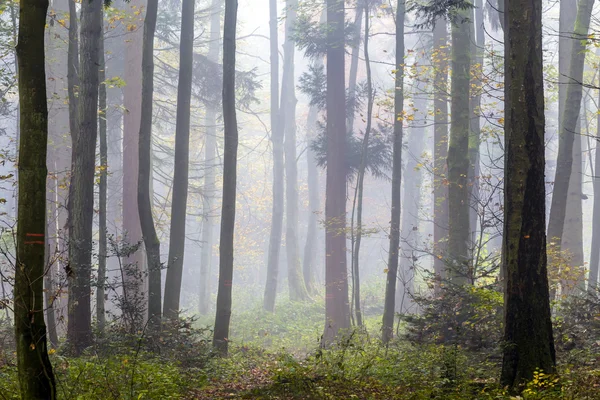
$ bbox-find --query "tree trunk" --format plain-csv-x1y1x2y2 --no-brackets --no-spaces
164,0,196,319
446,11,471,284
213,0,238,356
138,0,162,328
263,0,283,312
14,0,57,396
347,5,363,133
501,0,556,387
67,0,102,354
432,19,449,290
381,0,404,345
547,0,595,252
282,0,310,301
588,73,600,291
199,0,222,315
303,101,320,294
97,10,108,332
322,0,350,344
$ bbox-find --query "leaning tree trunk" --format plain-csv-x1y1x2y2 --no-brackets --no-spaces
97,10,108,333
164,0,196,319
432,19,449,291
67,0,102,354
382,0,405,345
282,0,310,301
322,0,350,344
213,0,238,356
500,0,556,388
14,0,57,395
138,0,162,328
547,0,595,255
263,0,283,312
199,0,222,315
446,10,471,284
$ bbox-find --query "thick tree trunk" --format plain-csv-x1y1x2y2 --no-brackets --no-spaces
501,0,556,387
263,0,282,312
381,0,404,345
199,0,222,315
446,11,471,284
14,0,57,396
547,0,595,252
322,0,350,344
97,11,108,332
67,0,102,354
138,0,162,328
432,20,449,290
213,0,238,356
282,0,310,301
164,0,196,319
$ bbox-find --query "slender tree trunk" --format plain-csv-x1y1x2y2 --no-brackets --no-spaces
263,0,283,312
447,10,471,284
381,0,404,345
281,0,310,301
199,0,222,315
501,0,556,387
164,0,196,319
138,0,162,328
347,5,363,133
588,73,600,291
213,0,238,356
303,101,320,294
67,0,102,354
432,19,449,290
97,11,108,332
547,0,595,251
14,0,57,396
45,214,59,348
322,0,350,344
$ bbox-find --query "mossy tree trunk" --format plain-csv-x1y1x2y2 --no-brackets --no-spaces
501,0,556,388
15,0,57,396
382,0,404,345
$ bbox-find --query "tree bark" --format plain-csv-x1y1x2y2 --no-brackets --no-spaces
382,0,404,345
138,0,162,328
432,19,449,291
501,0,556,387
263,0,283,312
213,0,238,356
199,0,222,315
322,0,350,344
67,0,102,354
588,73,600,291
347,5,363,133
446,10,471,284
14,0,57,395
164,0,196,320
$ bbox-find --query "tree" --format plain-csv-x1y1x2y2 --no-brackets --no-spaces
163,0,196,319
500,0,556,387
68,0,103,354
199,0,223,315
138,0,162,327
213,0,238,356
382,0,405,344
588,75,600,291
446,7,471,284
14,0,57,395
282,0,310,301
263,0,283,312
323,0,350,344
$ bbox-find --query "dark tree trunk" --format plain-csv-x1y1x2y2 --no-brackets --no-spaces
432,19,449,290
14,0,57,396
322,0,350,344
97,10,108,332
67,0,102,354
446,10,471,284
199,0,222,315
501,0,556,387
264,0,283,312
164,0,196,319
381,0,404,345
213,0,238,356
138,0,162,328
